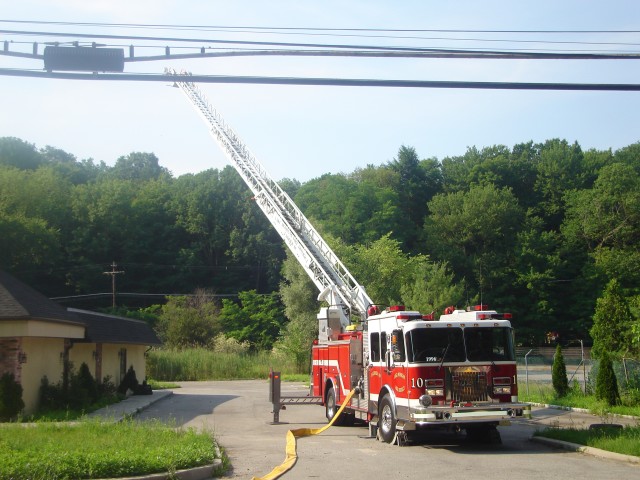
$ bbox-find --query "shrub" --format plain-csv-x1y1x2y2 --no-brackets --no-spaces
68,362,99,408
552,344,569,397
39,363,106,412
595,353,621,406
118,365,140,395
0,372,24,421
211,333,250,354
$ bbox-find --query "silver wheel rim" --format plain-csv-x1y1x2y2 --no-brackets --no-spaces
381,404,392,433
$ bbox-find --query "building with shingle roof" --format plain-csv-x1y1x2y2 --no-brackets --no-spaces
0,270,161,415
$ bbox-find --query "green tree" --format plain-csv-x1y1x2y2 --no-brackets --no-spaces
551,344,569,397
0,137,42,170
40,145,106,184
400,256,463,315
590,279,635,359
512,216,567,343
109,152,169,181
219,290,285,351
0,211,59,266
563,163,640,287
424,183,524,307
295,172,403,245
275,252,320,372
156,291,220,348
387,146,433,250
169,167,255,292
534,139,586,230
595,353,620,406
336,233,410,306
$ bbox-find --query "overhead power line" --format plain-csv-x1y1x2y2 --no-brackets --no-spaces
1,67,638,91
2,25,640,54
2,19,640,34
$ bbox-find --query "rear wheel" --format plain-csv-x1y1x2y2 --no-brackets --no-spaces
326,386,355,426
378,395,396,443
325,386,345,425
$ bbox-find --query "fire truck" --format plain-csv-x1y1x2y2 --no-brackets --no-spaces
313,304,528,443
168,69,529,444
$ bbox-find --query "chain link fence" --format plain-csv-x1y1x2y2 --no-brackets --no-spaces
516,347,640,399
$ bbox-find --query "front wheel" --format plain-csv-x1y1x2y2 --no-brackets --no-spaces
378,395,396,443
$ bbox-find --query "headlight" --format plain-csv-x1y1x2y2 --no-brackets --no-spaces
426,388,444,396
493,386,511,395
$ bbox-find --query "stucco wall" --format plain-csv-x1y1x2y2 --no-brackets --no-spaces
6,339,150,415
20,337,66,414
101,344,148,386
0,320,84,339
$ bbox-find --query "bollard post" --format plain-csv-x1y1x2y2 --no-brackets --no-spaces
269,370,281,424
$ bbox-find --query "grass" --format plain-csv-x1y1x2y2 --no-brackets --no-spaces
0,419,221,480
522,381,640,457
147,379,181,389
534,426,640,457
22,394,125,422
519,382,640,417
147,348,300,381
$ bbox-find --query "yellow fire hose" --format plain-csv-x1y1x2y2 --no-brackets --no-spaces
252,389,357,480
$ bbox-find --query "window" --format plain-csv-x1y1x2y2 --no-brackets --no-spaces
380,332,388,362
370,332,380,362
464,327,515,361
406,328,465,363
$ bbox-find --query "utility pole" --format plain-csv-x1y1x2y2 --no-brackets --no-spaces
103,261,125,308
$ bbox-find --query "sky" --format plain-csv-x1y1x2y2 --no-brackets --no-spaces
1,1,640,182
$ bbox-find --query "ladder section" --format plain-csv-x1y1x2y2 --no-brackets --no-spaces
166,68,373,318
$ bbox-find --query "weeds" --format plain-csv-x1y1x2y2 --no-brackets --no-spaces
520,381,640,417
0,419,218,480
535,426,640,457
146,347,299,381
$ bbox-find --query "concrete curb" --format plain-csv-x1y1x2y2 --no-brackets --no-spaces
530,435,640,465
86,389,174,422
527,403,639,464
527,402,640,421
98,461,223,480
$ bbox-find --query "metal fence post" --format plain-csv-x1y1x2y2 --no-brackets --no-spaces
524,349,533,397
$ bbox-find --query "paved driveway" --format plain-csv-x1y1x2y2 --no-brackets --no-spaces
135,381,639,480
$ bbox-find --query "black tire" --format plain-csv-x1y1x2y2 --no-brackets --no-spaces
378,395,396,443
325,386,346,425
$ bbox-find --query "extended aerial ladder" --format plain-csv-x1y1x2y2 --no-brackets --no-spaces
166,68,373,327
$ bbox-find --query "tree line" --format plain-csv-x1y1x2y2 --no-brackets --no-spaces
1,136,639,355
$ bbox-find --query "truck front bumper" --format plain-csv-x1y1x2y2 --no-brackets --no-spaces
407,402,531,427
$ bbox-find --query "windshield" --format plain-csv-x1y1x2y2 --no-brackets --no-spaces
464,327,515,361
406,328,465,363
406,326,514,363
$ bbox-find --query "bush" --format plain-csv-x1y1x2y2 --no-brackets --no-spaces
67,362,99,408
0,372,24,421
39,363,112,413
118,365,139,395
595,353,621,406
552,344,569,397
211,333,250,354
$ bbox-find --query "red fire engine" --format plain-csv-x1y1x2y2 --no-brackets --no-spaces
312,303,528,443
170,71,529,444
